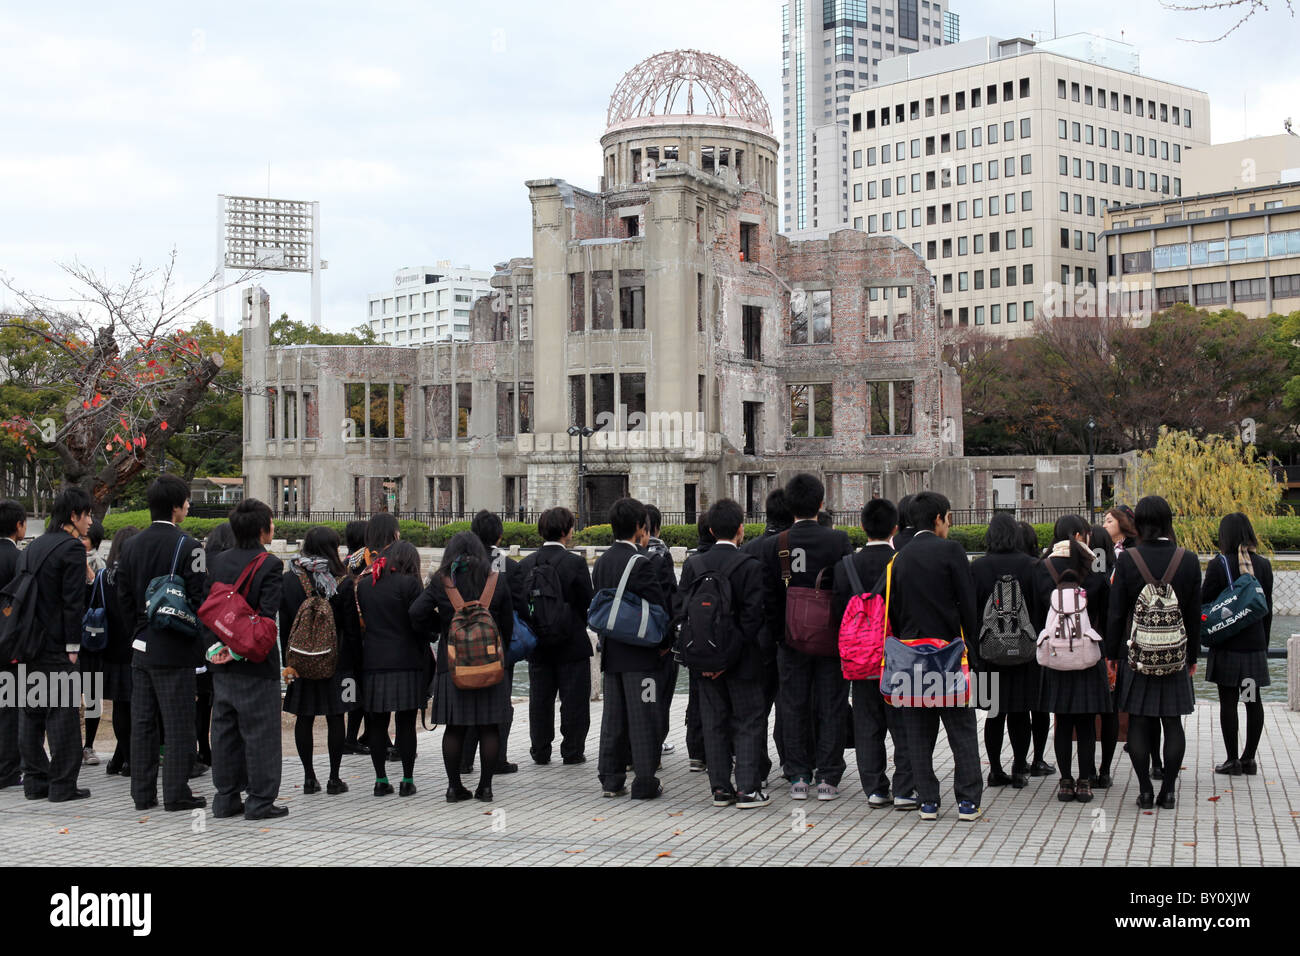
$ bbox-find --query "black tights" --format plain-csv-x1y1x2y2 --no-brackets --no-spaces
195,686,213,763
369,711,416,779
1053,714,1097,780
346,711,364,746
110,701,131,764
984,712,1032,772
294,714,345,780
443,725,499,791
1127,715,1185,795
1217,684,1265,762
84,715,100,750
1031,711,1050,763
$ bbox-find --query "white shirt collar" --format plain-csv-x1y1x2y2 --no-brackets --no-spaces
865,540,893,547
713,540,737,548
152,520,176,528
542,541,567,548
616,539,638,548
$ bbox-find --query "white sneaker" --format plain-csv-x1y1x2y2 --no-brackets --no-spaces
688,759,706,772
661,742,675,754
737,789,771,808
82,748,100,766
868,791,892,808
790,779,810,800
816,782,840,801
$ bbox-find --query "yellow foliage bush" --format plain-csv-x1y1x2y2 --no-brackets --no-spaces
1127,428,1283,554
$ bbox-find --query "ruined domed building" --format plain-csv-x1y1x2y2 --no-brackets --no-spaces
242,50,972,522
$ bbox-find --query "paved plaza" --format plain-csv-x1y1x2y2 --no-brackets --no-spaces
3,698,1298,866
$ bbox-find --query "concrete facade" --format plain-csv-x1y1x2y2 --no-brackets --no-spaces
242,51,973,522
846,34,1211,337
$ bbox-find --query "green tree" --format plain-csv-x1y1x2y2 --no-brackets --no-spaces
270,313,376,346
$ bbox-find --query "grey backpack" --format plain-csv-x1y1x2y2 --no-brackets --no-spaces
979,574,1036,666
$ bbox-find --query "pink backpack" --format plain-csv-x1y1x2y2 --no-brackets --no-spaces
1036,561,1102,671
838,554,893,680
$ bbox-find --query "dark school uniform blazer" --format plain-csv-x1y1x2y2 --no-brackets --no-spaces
675,541,766,680
591,541,671,673
118,521,206,669
516,543,595,665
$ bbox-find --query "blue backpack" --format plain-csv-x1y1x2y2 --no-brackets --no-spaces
81,570,110,652
507,612,538,667
587,553,669,649
144,536,199,637
1201,552,1268,647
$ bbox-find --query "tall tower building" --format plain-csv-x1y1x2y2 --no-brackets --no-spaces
782,0,959,236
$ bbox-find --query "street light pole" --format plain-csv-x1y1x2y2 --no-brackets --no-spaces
567,421,604,531
1085,417,1097,519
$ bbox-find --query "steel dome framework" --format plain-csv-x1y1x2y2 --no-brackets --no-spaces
606,49,772,133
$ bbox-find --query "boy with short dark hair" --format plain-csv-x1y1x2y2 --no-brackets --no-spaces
592,497,671,799
886,490,982,821
118,474,207,812
206,498,287,820
832,498,916,808
17,486,93,802
758,473,852,801
0,499,26,789
519,506,594,765
678,499,770,808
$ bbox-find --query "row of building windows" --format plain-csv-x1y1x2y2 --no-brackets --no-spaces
937,262,1035,290
855,119,1031,162
1134,229,1300,271
851,77,1034,132
854,202,1036,236
855,157,1034,198
369,290,477,316
1057,122,1182,163
790,380,914,437
1056,79,1194,130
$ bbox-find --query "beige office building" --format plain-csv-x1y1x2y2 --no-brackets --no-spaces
1102,179,1300,319
846,33,1210,336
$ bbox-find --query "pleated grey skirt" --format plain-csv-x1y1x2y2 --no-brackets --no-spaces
1037,659,1113,715
1205,649,1271,689
361,669,426,714
1115,662,1195,716
284,669,360,716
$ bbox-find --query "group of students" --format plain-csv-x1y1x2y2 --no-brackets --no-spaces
0,471,1275,823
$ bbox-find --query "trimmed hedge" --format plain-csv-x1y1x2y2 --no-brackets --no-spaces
100,510,434,546
429,520,541,548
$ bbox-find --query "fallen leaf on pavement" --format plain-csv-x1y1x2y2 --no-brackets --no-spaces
1207,796,1221,802
591,817,605,822
1183,842,1196,847
667,811,683,817
563,849,584,854
138,817,149,824
258,828,270,833
656,852,672,858
672,829,684,836
853,860,870,865
57,828,69,834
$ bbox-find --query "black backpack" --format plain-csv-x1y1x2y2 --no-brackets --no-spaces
679,553,746,673
0,540,59,664
525,553,571,649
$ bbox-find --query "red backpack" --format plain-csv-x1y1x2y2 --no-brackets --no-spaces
198,552,278,663
838,554,893,680
778,530,838,657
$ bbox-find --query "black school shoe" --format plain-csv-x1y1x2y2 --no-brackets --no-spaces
1214,759,1242,775
1240,758,1258,775
712,788,737,807
212,801,245,818
1029,759,1055,777
165,795,206,812
49,789,91,802
245,805,289,820
326,777,349,795
987,769,1012,787
494,762,518,775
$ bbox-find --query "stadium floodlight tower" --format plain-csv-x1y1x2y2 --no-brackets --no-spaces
214,194,325,331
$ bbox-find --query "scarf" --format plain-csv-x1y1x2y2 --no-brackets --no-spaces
1050,540,1074,560
292,555,339,598
369,556,387,586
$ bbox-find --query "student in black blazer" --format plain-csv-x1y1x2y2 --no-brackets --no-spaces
459,511,529,777
971,512,1044,790
280,526,354,796
517,507,594,765
347,538,426,797
1106,495,1202,810
885,491,983,821
592,497,672,800
758,474,852,801
832,499,914,807
743,489,791,777
100,526,142,777
411,532,515,802
1201,512,1273,777
677,499,770,807
0,499,27,790
205,498,286,821
14,488,92,802
117,475,207,812
644,505,683,761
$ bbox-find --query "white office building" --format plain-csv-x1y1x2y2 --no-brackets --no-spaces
782,0,960,237
367,262,492,344
847,34,1211,336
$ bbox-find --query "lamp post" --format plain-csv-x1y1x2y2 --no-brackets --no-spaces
567,421,604,530
1085,417,1097,519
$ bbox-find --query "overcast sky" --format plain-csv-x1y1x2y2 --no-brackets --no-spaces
2,0,1297,332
